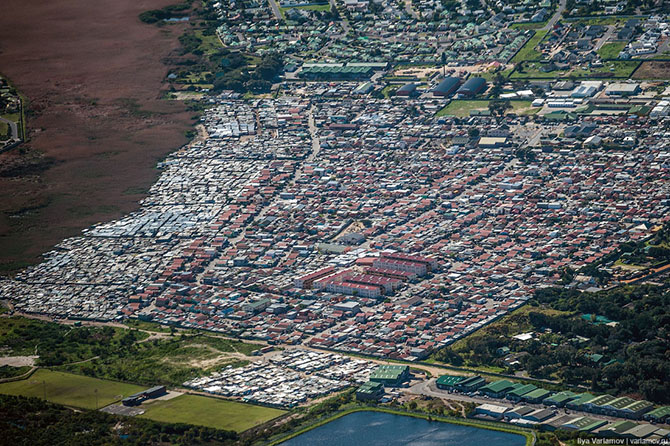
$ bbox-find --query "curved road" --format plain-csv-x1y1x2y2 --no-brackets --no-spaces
0,116,18,140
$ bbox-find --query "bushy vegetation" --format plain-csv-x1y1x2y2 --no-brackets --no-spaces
531,284,670,402
59,333,255,387
0,365,30,379
212,52,283,94
434,281,670,403
1,317,258,387
0,317,145,366
139,3,191,24
0,394,238,445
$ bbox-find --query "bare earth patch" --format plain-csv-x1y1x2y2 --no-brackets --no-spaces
0,355,38,367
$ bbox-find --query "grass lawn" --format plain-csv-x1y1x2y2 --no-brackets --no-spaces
597,42,626,59
436,100,539,117
194,31,223,56
510,100,541,115
478,68,514,81
286,3,330,11
436,100,490,117
567,16,637,26
510,21,547,30
0,121,9,139
511,30,548,63
570,60,640,78
140,394,286,432
512,60,639,79
1,113,21,127
0,369,144,409
381,85,398,98
125,319,173,333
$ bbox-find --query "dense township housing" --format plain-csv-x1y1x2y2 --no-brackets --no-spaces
294,252,437,298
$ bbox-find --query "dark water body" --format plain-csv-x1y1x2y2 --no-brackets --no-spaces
281,411,526,446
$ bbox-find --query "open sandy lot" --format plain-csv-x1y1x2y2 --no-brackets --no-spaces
0,0,195,272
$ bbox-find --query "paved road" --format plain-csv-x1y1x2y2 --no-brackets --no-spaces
542,0,567,31
594,25,616,51
268,0,282,20
407,379,663,426
0,116,18,140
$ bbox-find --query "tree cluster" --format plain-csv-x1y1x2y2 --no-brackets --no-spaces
0,394,238,446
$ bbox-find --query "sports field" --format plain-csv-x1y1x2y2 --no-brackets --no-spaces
0,369,144,409
436,100,540,117
140,394,286,432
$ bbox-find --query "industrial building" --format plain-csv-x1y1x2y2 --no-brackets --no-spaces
432,77,461,97
396,83,418,97
543,391,579,408
122,385,167,406
356,381,384,401
605,82,640,96
436,375,465,390
479,379,517,398
369,364,409,386
456,77,487,97
454,375,486,392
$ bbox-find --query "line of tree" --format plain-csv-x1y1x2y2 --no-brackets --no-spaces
0,394,238,445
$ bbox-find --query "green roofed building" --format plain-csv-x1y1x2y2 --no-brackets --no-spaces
566,393,595,410
543,391,578,408
356,381,384,401
645,406,670,423
561,416,608,432
618,400,654,420
600,420,639,438
584,394,617,413
522,388,553,404
436,375,464,390
455,375,486,392
602,397,636,412
479,379,517,398
506,383,537,402
369,365,409,387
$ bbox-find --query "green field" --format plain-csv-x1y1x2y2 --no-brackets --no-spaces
570,60,640,78
194,31,223,56
436,100,539,117
597,42,626,59
567,16,638,26
140,394,286,432
0,369,144,409
511,30,548,63
436,100,490,117
510,21,547,30
511,60,640,79
124,319,173,333
0,121,9,140
283,3,330,11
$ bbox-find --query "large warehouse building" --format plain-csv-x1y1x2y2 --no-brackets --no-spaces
432,77,461,97
456,77,487,97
